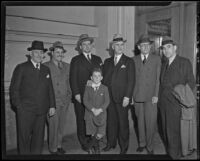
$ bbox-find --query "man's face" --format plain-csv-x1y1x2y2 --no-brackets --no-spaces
112,41,124,55
80,40,93,53
31,50,44,63
52,48,65,62
91,71,103,84
162,43,177,59
138,42,151,55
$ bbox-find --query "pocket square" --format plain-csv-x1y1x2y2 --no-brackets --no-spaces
100,93,104,96
46,74,50,78
121,65,126,68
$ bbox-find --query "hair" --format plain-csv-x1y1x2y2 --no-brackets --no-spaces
91,68,102,76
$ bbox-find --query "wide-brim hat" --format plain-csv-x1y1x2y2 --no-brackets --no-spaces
159,36,177,49
27,40,47,52
49,41,67,53
77,34,94,46
111,34,127,44
136,34,154,45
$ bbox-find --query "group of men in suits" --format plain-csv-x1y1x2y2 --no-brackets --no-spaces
10,32,195,158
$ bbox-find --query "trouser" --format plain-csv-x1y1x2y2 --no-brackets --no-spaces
135,102,157,151
74,100,90,149
47,103,69,152
159,100,182,159
17,108,46,154
106,99,129,151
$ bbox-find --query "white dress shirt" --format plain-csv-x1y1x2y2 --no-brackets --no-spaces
31,59,40,69
114,54,123,64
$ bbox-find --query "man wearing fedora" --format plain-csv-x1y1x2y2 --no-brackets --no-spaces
44,41,71,154
132,34,161,154
69,34,103,152
102,34,135,154
10,40,56,154
158,36,195,159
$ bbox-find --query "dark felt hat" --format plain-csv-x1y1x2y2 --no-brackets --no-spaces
161,36,177,46
27,40,47,52
137,34,154,45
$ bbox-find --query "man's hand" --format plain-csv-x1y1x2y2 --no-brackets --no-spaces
75,94,81,103
49,107,56,117
86,80,93,87
152,96,158,104
122,97,129,107
92,108,103,116
130,97,134,105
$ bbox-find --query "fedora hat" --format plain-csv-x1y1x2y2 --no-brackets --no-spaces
77,34,94,45
27,40,47,52
49,41,67,53
161,36,177,46
137,34,154,45
111,34,127,44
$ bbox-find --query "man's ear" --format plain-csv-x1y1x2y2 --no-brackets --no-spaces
174,45,177,51
137,45,141,50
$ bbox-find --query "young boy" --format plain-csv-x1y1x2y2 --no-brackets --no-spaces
83,68,110,154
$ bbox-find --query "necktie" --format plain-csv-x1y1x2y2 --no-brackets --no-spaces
87,54,91,63
36,63,40,70
143,55,146,64
114,56,118,66
58,62,62,70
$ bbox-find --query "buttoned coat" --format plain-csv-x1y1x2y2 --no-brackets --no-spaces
44,60,71,107
70,53,103,98
83,84,110,126
103,54,135,103
133,54,161,102
10,60,55,115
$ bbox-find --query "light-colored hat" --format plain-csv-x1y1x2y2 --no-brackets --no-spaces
49,41,67,53
111,34,127,44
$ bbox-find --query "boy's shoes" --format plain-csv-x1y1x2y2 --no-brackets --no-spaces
57,148,66,154
136,146,146,152
88,147,95,154
102,144,116,152
49,151,58,155
146,148,154,155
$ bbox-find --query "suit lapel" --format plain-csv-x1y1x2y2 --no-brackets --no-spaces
80,53,92,72
114,54,125,71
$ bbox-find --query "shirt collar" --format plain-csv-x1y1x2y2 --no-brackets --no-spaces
31,59,40,69
114,53,123,62
168,53,177,65
141,53,149,60
83,52,91,59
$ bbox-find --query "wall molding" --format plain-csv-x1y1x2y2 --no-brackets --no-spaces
6,15,98,38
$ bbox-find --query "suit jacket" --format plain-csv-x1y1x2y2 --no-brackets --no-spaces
159,55,195,108
103,54,135,103
69,53,103,98
10,60,56,115
83,84,110,126
44,60,71,107
133,54,161,102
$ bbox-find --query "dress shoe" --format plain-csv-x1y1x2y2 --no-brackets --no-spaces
57,148,66,154
102,144,116,152
49,151,58,155
136,146,146,152
88,147,95,154
146,148,154,155
120,148,128,154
